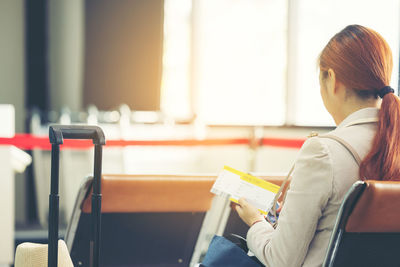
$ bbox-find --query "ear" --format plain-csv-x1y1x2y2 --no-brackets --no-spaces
326,69,337,95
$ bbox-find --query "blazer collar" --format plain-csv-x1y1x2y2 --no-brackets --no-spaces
337,107,379,129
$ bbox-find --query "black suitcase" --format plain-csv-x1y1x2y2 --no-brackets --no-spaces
48,125,105,267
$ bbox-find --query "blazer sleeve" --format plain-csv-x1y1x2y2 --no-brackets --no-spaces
246,137,333,267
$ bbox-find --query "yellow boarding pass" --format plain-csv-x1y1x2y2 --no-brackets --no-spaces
211,166,280,214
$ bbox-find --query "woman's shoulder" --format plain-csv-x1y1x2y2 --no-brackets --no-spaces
296,135,332,170
318,123,376,160
298,133,330,157
297,128,363,168
295,122,376,175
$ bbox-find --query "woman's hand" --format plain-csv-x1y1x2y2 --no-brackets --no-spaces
235,198,265,227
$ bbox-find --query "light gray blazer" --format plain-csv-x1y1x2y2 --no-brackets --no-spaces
247,108,379,267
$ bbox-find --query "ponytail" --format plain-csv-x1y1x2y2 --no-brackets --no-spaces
360,92,400,180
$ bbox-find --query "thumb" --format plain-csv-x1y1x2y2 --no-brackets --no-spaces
238,197,248,207
235,202,244,217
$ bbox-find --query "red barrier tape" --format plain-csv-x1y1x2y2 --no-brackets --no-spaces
261,138,305,149
0,134,305,150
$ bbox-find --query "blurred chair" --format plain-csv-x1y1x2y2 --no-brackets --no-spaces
65,174,216,267
323,180,400,267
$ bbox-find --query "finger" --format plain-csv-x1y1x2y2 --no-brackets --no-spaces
277,205,282,213
276,201,282,212
230,201,239,210
238,198,248,206
235,205,245,220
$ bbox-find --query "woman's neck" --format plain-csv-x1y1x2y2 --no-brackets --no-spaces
333,98,380,125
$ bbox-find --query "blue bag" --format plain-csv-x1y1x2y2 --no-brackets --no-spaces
201,235,264,267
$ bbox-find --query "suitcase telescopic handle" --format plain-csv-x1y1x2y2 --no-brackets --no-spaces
49,125,106,145
48,125,105,267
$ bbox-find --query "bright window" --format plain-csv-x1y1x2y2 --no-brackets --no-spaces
161,0,192,120
161,0,400,126
290,0,400,126
193,0,287,125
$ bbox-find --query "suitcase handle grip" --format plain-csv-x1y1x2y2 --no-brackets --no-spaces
49,125,106,145
48,124,104,267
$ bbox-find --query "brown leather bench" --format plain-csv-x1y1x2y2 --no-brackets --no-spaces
82,174,216,213
345,181,400,233
65,174,216,267
323,180,400,267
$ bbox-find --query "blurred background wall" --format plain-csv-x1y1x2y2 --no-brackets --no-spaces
0,0,26,225
0,0,25,133
84,0,163,111
48,0,84,112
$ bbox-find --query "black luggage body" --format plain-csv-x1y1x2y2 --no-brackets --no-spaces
48,125,105,267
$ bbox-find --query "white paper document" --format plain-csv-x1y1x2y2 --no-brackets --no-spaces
211,166,280,213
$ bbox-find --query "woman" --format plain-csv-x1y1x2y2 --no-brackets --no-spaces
235,25,400,266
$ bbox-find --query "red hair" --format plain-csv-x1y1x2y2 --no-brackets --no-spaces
320,25,400,181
